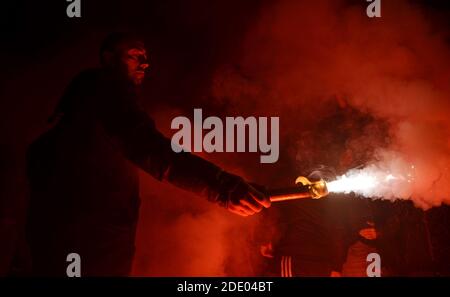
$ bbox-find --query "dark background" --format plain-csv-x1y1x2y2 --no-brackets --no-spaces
1,0,450,276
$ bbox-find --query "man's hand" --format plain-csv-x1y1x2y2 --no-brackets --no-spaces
330,271,342,277
226,180,271,217
359,227,377,240
260,242,274,258
359,221,377,240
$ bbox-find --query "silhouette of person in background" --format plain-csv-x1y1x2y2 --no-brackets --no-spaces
254,97,390,277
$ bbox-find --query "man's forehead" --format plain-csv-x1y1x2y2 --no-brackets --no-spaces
127,48,147,56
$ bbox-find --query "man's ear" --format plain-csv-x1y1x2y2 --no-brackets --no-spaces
101,50,115,67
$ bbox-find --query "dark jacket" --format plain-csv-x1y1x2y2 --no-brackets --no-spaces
26,68,235,276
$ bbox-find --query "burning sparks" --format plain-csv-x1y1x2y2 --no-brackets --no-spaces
327,173,378,195
270,160,418,203
326,163,416,199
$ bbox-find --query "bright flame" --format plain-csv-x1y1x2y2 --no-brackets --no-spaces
327,173,378,195
326,162,416,199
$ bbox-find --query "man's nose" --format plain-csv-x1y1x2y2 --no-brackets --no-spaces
140,63,149,70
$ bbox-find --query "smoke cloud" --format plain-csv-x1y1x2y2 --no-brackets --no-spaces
134,0,450,276
209,0,450,209
9,0,446,277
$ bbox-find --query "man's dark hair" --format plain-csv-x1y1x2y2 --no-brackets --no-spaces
99,32,145,65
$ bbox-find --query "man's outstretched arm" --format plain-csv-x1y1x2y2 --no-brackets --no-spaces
95,75,270,216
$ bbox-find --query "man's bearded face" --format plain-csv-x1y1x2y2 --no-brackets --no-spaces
119,47,149,85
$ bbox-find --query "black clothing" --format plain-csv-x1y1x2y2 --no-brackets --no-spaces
26,69,237,276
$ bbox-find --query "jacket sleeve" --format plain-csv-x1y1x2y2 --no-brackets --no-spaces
93,73,241,207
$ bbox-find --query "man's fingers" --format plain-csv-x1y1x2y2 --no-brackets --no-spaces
226,181,272,216
238,203,256,216
240,197,263,213
227,207,248,217
248,185,271,208
228,203,254,216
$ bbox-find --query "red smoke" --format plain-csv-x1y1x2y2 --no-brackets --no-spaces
133,0,450,275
